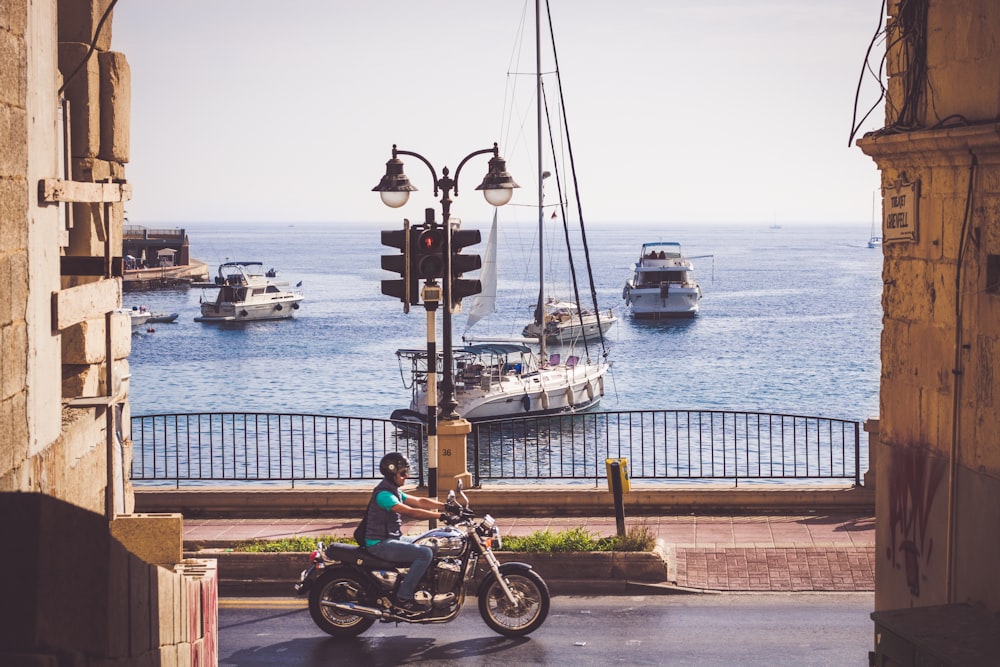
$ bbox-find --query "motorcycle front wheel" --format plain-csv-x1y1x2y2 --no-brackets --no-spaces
477,565,550,637
308,567,377,637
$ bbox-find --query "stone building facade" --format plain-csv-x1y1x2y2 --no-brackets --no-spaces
858,0,1000,661
1,1,216,664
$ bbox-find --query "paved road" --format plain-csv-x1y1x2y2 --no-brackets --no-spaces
219,593,875,666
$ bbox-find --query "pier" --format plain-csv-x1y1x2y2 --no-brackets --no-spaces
122,224,209,290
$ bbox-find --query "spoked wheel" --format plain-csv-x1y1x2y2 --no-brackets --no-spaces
308,567,377,637
477,565,550,637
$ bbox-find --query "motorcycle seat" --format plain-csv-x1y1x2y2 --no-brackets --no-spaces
324,542,412,568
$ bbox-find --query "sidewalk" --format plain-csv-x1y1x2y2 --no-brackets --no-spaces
182,512,875,593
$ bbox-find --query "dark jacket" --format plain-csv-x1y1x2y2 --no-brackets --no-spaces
364,478,404,544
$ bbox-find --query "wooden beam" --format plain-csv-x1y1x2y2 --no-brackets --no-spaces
51,278,121,331
61,256,124,277
39,178,131,204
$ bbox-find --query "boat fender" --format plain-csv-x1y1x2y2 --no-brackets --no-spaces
276,304,283,311
540,391,550,410
292,302,300,309
521,394,531,412
565,387,574,406
239,310,248,317
586,380,595,401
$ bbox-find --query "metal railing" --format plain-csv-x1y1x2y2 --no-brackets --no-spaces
130,413,426,488
129,410,861,488
469,410,861,486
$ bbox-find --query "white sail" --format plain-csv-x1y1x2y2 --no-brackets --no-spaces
463,211,498,332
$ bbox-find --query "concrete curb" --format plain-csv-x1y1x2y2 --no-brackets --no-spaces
191,548,676,597
137,485,874,518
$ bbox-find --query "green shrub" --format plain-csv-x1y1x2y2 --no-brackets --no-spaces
501,524,655,553
231,523,656,553
233,535,354,553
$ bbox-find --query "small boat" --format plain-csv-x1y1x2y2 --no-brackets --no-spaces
392,342,604,424
195,261,303,323
146,311,179,324
123,308,151,333
867,190,883,248
623,242,706,318
522,298,616,346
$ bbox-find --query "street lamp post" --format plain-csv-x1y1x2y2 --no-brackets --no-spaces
374,143,517,493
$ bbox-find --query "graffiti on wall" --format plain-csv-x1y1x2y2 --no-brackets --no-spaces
886,446,947,596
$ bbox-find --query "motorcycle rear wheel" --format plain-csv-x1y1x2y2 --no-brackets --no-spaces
308,568,377,637
477,566,550,637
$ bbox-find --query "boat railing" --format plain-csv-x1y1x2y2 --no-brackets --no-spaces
128,409,862,488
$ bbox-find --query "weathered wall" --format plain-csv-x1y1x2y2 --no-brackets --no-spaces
1,0,135,514
859,0,1000,614
1,1,218,664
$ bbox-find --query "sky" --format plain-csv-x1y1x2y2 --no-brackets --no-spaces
111,1,887,227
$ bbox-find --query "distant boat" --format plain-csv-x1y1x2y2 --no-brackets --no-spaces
623,242,709,319
123,308,151,333
146,311,179,324
769,224,782,230
522,298,617,346
195,261,303,323
867,190,883,248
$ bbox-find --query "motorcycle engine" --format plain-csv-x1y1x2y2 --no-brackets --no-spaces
432,559,462,593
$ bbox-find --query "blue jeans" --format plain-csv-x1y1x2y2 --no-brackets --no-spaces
369,536,433,601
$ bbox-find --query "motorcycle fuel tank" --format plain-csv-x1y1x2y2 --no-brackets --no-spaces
414,526,465,557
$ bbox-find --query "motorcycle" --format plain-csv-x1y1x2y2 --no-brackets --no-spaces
294,481,551,638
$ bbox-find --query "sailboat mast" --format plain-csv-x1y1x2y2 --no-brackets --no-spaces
535,0,547,360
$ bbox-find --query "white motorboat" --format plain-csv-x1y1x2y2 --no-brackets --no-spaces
522,298,616,345
124,308,151,333
195,261,303,323
623,242,704,318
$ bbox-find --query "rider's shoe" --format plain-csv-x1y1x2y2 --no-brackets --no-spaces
396,597,430,612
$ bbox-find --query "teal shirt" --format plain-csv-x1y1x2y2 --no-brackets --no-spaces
366,489,407,546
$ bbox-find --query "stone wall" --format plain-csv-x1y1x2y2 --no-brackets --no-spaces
0,2,218,664
859,0,1000,615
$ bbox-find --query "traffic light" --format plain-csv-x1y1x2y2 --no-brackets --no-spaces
450,227,482,310
381,225,418,309
412,225,445,279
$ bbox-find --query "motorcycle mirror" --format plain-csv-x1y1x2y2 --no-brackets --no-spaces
447,489,456,501
455,479,470,507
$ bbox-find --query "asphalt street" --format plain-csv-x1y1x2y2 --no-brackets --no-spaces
219,593,875,666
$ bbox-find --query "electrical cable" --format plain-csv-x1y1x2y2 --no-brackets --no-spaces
58,0,119,95
849,0,887,145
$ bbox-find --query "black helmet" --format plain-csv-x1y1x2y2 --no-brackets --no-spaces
379,452,410,479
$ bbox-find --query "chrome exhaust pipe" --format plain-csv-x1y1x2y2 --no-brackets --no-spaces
321,600,389,620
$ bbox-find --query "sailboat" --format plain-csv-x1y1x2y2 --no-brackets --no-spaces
867,190,883,248
389,0,609,424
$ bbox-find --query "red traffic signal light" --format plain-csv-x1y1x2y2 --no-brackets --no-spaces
413,226,445,279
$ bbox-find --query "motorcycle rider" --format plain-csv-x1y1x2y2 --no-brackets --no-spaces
364,452,447,611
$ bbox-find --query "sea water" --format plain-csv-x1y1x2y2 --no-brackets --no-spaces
125,221,882,424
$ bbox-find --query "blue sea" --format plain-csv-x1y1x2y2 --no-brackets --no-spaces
125,221,882,425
